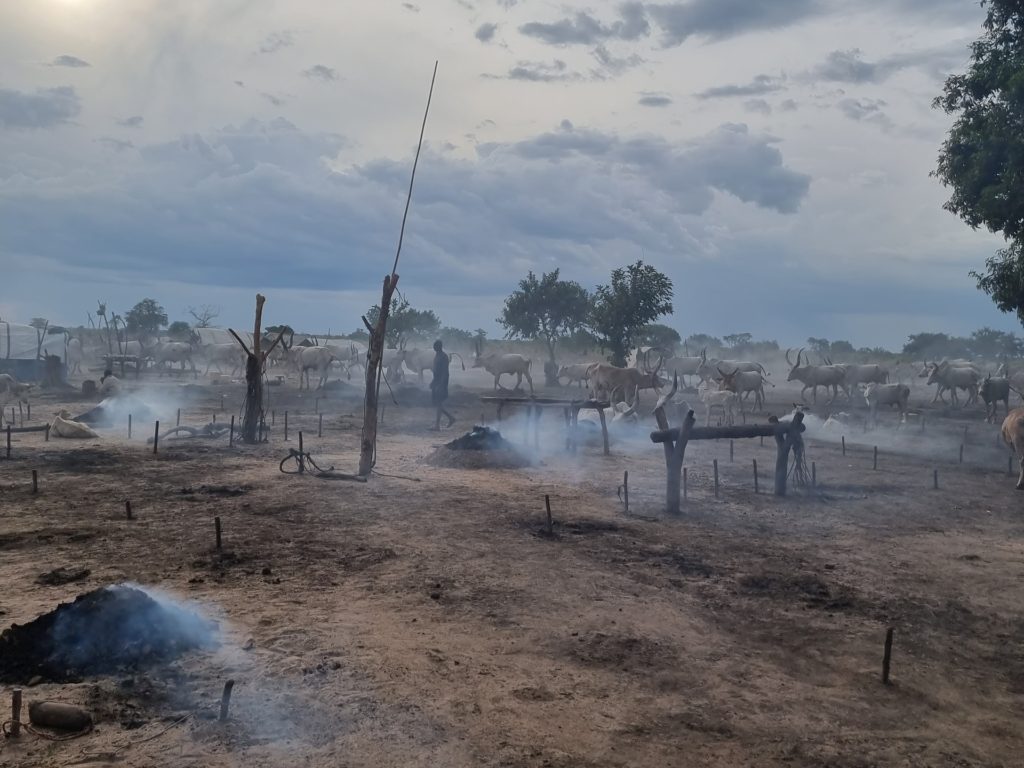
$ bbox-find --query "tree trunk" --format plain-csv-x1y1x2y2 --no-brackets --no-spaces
358,274,399,477
241,295,265,444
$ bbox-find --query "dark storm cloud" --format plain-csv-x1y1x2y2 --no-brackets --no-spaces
0,119,809,298
475,22,498,42
519,2,649,45
0,86,80,129
49,55,90,68
646,0,822,46
494,60,581,82
837,97,894,130
117,115,144,128
696,75,784,99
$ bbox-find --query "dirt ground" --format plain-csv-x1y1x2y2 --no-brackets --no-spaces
1,371,1023,767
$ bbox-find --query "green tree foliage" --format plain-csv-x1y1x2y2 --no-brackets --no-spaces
439,326,474,347
723,333,753,350
124,299,168,334
935,1,1024,323
591,261,673,366
499,269,591,383
684,334,722,355
366,298,441,349
167,321,192,340
637,323,681,351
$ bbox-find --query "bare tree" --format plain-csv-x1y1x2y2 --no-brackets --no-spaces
188,305,221,328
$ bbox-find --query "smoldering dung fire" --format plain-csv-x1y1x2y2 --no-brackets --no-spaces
425,425,532,469
0,584,219,684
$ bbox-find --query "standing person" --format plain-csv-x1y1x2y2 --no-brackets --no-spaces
430,340,456,430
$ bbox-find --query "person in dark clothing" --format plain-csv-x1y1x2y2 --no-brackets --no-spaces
430,339,455,430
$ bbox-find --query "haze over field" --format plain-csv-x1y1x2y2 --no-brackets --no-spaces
0,0,1016,347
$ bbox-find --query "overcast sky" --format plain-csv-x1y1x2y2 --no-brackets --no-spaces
0,0,1015,349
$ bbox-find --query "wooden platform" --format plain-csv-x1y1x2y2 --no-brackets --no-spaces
479,396,613,455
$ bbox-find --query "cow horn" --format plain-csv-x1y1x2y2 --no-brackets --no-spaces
785,348,793,366
797,347,805,367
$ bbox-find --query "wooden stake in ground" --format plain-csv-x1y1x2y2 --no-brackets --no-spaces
31,469,37,494
882,627,894,684
544,494,553,535
621,470,629,513
228,294,286,444
125,500,133,520
6,425,10,459
752,459,759,494
219,680,235,722
128,414,132,439
842,435,846,456
873,446,878,470
298,432,304,475
713,459,720,498
318,413,323,438
811,462,817,487
215,516,222,550
152,421,159,454
11,688,22,737
229,415,235,447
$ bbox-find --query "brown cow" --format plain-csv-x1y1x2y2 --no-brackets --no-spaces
1002,407,1024,490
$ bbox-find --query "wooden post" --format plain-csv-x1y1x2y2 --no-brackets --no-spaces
622,470,629,513
215,516,222,550
713,459,720,498
298,432,304,474
212,413,217,424
315,397,320,414
729,440,734,462
219,680,235,722
284,411,289,441
318,413,323,438
26,403,30,421
812,461,817,488
544,494,553,534
959,444,964,464
153,421,159,454
176,408,181,426
882,627,894,684
10,688,22,737
842,435,846,456
125,499,133,520
31,469,37,494
5,425,10,459
759,435,764,447
753,459,759,494
933,469,939,490
45,423,49,442
128,413,132,438
229,295,285,445
359,274,400,476
229,415,235,447
873,446,878,470
683,467,688,501
598,407,609,456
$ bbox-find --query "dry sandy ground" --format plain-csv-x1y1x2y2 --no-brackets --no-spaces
0,376,1023,767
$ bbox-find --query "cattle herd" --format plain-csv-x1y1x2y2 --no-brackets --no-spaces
5,331,1024,489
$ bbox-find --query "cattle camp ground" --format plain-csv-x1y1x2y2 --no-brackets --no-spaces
1,340,1023,768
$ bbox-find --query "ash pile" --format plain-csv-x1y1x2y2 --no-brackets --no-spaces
425,425,532,469
0,585,218,684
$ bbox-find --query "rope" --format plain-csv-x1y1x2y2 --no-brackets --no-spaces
2,718,93,742
279,448,336,475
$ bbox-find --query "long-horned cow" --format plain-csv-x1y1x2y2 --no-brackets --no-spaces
473,340,533,393
1002,408,1024,490
839,362,889,393
925,361,979,407
980,375,1014,423
695,349,767,384
716,366,770,413
786,348,849,404
863,382,910,428
150,331,199,378
587,363,664,404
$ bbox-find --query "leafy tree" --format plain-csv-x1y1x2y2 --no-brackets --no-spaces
969,326,1023,357
902,332,970,360
807,337,831,356
167,321,192,340
829,340,856,357
124,298,168,335
636,323,681,351
499,269,591,384
439,326,474,347
590,261,673,366
723,333,753,350
347,328,370,343
935,1,1024,324
188,305,221,328
366,298,440,349
683,333,722,355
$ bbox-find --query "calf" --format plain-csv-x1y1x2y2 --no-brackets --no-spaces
864,382,910,429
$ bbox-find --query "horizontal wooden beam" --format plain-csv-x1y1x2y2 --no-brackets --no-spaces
651,412,806,444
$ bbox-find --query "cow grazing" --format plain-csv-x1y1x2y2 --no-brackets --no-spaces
473,340,533,393
557,363,595,388
864,382,910,428
150,333,199,378
786,348,849,404
980,375,1013,424
1002,408,1024,489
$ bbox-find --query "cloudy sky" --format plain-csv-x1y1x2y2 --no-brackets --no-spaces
0,0,1014,349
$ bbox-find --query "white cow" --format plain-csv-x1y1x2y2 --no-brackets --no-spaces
697,381,739,426
203,343,245,376
473,341,533,393
864,382,910,428
0,374,31,424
